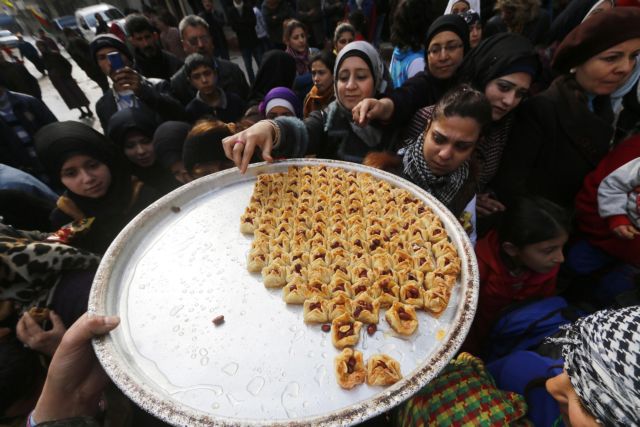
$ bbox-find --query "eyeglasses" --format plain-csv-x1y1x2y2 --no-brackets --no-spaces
185,35,211,46
427,43,463,56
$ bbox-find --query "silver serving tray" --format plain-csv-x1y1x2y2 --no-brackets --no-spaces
89,158,479,426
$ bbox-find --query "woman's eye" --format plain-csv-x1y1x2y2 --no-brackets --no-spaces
61,170,77,178
356,73,368,81
498,83,511,92
601,55,619,63
516,90,528,99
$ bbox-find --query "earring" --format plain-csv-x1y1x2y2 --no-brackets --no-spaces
569,67,577,74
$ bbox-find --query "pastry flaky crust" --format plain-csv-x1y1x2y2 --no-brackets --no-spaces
334,348,366,389
331,313,363,348
303,297,329,323
366,354,402,386
385,302,419,335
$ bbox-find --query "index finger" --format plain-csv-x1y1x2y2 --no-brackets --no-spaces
239,139,257,174
222,135,237,160
22,312,42,332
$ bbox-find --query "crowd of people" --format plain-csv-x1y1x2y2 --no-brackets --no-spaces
1,0,640,425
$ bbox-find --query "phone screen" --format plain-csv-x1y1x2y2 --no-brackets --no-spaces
107,51,124,71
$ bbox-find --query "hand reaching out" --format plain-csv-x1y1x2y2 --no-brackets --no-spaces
222,121,276,173
613,224,640,240
351,98,394,127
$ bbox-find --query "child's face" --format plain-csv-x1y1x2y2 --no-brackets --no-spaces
511,232,568,274
189,65,217,95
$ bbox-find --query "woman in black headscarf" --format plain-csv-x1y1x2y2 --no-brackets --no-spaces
153,121,192,185
34,121,161,254
352,14,470,129
107,108,182,195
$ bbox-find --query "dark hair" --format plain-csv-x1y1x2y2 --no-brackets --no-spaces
334,22,355,44
158,9,178,27
125,13,155,36
283,19,306,43
432,84,492,134
184,53,217,77
310,51,336,74
0,190,56,232
348,10,367,35
391,0,435,51
497,197,571,247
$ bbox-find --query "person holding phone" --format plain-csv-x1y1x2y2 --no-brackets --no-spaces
89,34,186,132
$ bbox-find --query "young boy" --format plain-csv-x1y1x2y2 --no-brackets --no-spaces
184,53,246,123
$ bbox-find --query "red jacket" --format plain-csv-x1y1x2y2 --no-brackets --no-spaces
462,230,558,353
575,135,640,265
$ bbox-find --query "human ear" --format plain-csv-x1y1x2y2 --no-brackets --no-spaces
501,241,519,258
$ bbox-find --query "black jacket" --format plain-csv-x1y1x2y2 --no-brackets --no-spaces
96,78,187,132
492,76,614,210
170,59,250,106
226,3,258,49
185,90,247,123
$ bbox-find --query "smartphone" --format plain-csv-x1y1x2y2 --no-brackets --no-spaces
107,51,125,71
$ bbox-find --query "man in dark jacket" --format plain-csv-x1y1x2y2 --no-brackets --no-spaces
199,0,230,60
0,81,57,185
171,15,249,106
125,14,184,81
89,34,187,132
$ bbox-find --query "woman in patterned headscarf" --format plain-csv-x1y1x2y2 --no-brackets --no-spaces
546,305,640,426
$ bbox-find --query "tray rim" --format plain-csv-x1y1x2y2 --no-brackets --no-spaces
89,158,479,427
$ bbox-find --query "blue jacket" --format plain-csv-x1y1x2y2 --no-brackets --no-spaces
487,351,564,427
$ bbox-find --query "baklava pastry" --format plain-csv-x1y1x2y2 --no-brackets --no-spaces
239,212,257,234
331,313,362,348
350,263,372,282
328,278,353,298
247,249,267,273
282,279,307,304
385,302,418,335
262,262,287,288
305,279,330,299
400,283,424,308
373,276,400,308
303,297,329,323
334,348,366,389
286,261,307,281
327,294,353,320
352,293,380,324
366,354,402,386
424,271,456,290
423,286,450,317
308,263,333,284
414,248,435,273
436,253,461,277
432,240,457,258
350,279,373,298
396,269,424,287
427,223,447,243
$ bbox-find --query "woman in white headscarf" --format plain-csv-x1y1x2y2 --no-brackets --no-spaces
221,41,397,170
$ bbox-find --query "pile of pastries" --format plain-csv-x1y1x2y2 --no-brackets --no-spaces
240,166,461,389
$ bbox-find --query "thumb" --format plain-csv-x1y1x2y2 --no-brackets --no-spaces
262,140,273,162
87,315,120,336
67,313,120,344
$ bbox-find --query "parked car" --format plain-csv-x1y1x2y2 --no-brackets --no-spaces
75,3,126,41
0,29,19,48
53,15,78,32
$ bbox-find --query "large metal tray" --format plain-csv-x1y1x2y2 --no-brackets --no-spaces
89,158,479,426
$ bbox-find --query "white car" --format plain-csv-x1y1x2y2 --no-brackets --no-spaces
75,3,126,41
0,29,19,48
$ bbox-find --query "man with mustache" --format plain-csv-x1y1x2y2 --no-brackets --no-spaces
125,14,184,81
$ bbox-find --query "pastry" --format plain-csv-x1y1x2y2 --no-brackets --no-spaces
327,294,353,320
262,262,286,288
303,297,329,323
366,354,402,386
334,348,366,389
331,313,362,348
352,293,380,324
373,276,400,309
400,283,424,308
283,278,307,304
385,302,419,335
423,286,450,317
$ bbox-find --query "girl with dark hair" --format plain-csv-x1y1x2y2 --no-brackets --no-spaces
246,50,297,109
388,0,432,88
365,84,491,240
182,120,236,179
465,196,570,353
34,121,161,254
283,19,314,77
303,51,336,117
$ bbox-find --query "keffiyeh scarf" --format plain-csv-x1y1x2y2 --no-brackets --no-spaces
402,132,469,208
286,46,310,76
550,306,640,425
